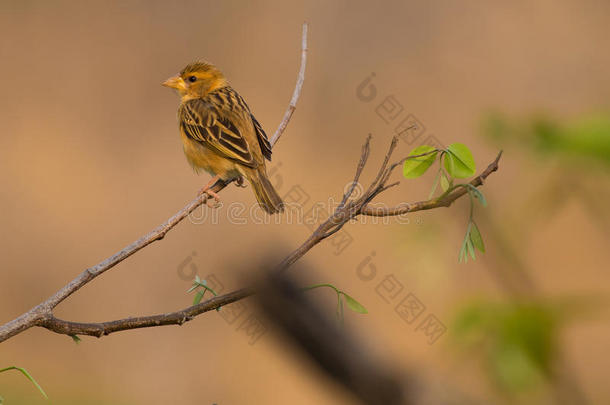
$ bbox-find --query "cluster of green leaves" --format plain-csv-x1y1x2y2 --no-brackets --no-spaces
402,142,476,183
303,283,367,324
0,366,48,403
452,300,559,394
402,142,487,262
187,275,219,306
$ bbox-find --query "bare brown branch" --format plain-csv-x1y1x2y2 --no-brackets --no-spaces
39,289,252,337
28,136,502,339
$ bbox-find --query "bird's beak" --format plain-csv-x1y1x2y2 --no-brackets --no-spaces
162,74,186,91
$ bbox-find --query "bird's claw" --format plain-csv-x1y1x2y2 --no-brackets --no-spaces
235,176,247,188
206,198,222,209
198,188,222,209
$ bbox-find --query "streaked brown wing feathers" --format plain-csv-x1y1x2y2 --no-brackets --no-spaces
218,87,272,161
179,98,256,167
251,114,272,161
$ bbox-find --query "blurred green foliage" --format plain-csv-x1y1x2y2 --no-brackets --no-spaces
482,112,610,236
447,112,610,401
483,112,610,168
452,300,558,393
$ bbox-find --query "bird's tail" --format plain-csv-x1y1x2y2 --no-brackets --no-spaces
247,167,284,214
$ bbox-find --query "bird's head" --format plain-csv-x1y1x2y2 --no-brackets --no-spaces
162,61,228,99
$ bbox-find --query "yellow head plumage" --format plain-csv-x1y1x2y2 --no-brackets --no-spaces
162,61,228,100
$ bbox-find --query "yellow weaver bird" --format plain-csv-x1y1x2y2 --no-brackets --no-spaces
163,61,284,214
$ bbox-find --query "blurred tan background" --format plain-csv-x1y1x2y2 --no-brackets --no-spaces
1,1,609,404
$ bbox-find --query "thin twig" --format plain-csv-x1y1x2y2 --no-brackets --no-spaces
339,134,372,209
270,23,308,146
368,136,400,192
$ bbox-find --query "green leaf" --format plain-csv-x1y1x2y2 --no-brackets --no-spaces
206,285,218,296
188,278,219,298
444,143,476,178
303,283,340,294
428,170,441,198
342,293,368,314
491,343,542,392
0,367,48,400
402,145,438,178
440,171,451,191
193,289,205,305
469,222,486,253
468,185,487,207
459,240,466,262
467,237,476,260
459,223,472,263
336,294,345,324
70,334,81,344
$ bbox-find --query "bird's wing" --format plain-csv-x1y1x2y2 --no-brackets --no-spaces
179,97,256,168
250,113,272,161
219,87,272,161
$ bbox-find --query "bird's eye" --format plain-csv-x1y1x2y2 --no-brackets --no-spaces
188,76,197,83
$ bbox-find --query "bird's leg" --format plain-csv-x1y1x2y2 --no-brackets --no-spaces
198,175,222,208
235,176,247,188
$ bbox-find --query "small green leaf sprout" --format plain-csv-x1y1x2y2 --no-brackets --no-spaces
303,283,368,324
0,366,48,401
188,275,219,307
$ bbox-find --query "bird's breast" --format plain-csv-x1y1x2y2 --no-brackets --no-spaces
180,129,241,180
